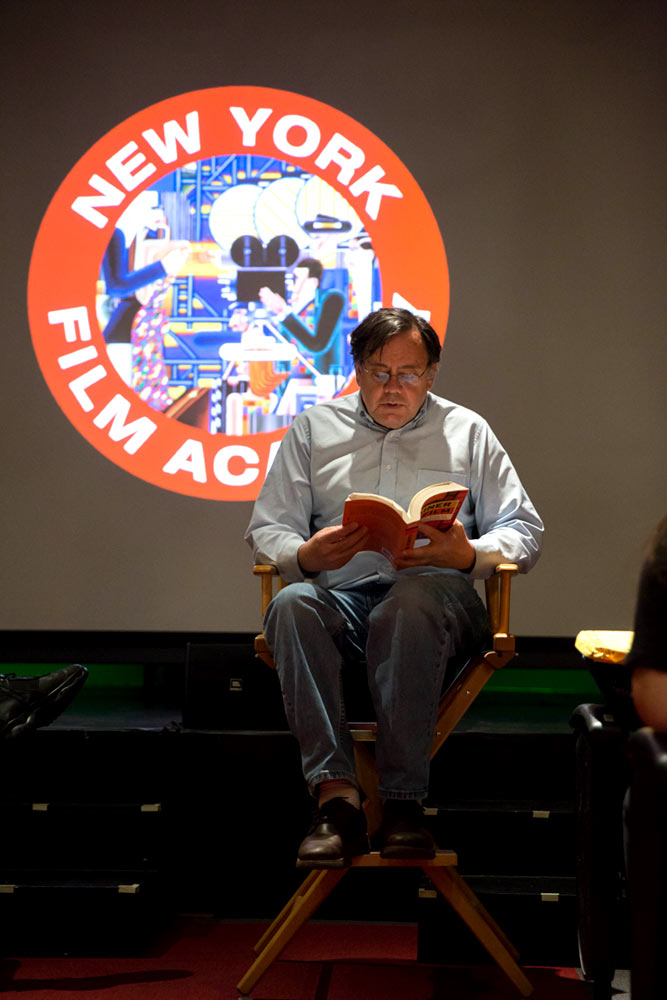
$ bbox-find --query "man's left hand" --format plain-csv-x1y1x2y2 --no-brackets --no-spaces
393,520,476,572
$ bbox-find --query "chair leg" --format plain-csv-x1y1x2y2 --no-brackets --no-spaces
252,869,322,955
237,868,348,996
438,867,520,960
427,866,534,997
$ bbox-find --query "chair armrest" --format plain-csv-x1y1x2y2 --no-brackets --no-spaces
253,564,285,616
484,563,518,640
569,702,629,741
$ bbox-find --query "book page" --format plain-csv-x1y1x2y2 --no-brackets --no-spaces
406,481,467,521
345,492,408,520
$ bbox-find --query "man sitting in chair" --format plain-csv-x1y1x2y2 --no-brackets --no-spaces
245,307,543,868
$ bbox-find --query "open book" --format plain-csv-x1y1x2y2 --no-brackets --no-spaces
342,481,468,567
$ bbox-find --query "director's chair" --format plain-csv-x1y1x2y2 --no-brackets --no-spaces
237,562,533,998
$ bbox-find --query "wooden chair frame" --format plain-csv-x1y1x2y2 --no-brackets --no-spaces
238,563,533,998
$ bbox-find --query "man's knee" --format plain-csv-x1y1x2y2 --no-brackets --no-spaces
264,582,344,643
264,582,314,629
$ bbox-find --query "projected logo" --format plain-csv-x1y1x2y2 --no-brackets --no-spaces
28,87,448,500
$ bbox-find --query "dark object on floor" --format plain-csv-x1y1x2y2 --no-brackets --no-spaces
627,727,667,1000
570,702,630,998
571,704,667,1000
0,665,88,739
184,642,287,731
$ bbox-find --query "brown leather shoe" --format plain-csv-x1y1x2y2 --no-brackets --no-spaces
296,797,370,869
380,800,436,859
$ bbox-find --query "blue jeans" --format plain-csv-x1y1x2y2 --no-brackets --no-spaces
263,571,490,800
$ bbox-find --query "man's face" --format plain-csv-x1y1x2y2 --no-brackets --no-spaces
355,328,437,429
290,266,312,301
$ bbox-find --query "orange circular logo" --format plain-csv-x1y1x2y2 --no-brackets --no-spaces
28,86,448,500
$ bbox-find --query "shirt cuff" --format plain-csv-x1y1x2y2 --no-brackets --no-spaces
277,541,308,583
466,541,504,580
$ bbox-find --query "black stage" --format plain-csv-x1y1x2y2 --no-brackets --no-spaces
1,632,599,964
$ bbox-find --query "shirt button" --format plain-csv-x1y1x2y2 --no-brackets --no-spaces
385,464,392,470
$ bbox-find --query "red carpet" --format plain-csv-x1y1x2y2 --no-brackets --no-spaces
0,917,587,999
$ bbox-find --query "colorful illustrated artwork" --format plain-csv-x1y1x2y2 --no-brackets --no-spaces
28,87,448,500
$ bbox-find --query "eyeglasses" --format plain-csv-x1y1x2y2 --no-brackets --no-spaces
360,365,431,387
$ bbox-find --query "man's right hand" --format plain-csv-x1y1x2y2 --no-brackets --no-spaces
297,523,369,574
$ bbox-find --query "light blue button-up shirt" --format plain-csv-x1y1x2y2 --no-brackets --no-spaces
245,391,543,587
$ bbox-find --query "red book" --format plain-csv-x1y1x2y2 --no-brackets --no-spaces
342,481,468,567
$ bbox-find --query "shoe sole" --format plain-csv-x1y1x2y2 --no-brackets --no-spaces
380,845,437,860
296,856,348,870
